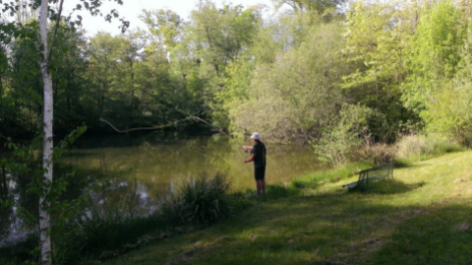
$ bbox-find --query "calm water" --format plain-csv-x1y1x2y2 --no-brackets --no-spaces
1,134,324,246
62,135,322,195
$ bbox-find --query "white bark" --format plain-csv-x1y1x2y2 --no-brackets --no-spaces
39,0,53,264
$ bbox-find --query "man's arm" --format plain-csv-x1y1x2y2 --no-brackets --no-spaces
245,144,257,163
242,145,253,150
245,153,255,163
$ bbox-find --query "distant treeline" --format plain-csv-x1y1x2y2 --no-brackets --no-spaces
2,0,472,148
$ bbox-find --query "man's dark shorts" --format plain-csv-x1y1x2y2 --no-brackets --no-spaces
254,167,266,181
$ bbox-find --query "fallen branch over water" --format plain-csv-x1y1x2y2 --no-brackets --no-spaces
99,116,231,137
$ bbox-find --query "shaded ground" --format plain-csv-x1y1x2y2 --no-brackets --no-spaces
101,152,472,265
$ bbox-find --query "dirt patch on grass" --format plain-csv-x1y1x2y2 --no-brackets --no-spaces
452,176,472,196
454,177,468,184
164,236,231,264
456,222,470,232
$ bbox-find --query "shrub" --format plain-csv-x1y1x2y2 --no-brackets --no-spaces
395,134,463,162
0,234,38,265
396,134,431,161
424,81,472,147
160,173,232,225
355,140,396,165
314,104,373,166
73,213,164,255
50,171,167,263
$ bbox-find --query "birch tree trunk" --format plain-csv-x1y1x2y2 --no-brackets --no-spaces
39,0,53,264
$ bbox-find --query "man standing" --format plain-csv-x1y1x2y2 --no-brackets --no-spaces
243,132,267,196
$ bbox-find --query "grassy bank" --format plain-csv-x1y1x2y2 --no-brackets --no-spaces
97,150,472,265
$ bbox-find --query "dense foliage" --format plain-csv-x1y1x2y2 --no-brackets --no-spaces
2,0,472,153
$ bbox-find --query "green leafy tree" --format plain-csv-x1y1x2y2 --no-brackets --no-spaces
274,0,347,14
140,9,185,54
343,0,419,140
424,27,472,146
169,1,260,125
229,22,346,143
402,0,466,114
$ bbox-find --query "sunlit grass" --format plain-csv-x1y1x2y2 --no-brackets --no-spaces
98,151,472,265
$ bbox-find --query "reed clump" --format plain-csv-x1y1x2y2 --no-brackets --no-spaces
160,173,232,225
355,141,396,165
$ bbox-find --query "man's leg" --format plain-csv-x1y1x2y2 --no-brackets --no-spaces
256,180,263,196
261,167,266,195
255,167,262,196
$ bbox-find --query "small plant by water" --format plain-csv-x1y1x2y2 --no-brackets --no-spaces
160,173,232,225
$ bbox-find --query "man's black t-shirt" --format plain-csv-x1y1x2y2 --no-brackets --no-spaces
251,141,266,168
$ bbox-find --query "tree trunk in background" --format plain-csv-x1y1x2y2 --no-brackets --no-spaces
39,0,53,264
0,164,3,199
1,164,7,198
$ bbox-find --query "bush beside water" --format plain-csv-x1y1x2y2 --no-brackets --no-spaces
160,173,233,225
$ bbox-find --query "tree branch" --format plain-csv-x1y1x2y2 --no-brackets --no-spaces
100,116,231,137
47,0,65,63
100,117,194,133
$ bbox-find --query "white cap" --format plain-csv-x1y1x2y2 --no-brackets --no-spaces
250,132,261,140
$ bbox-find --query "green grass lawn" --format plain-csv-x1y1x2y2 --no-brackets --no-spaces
100,151,472,265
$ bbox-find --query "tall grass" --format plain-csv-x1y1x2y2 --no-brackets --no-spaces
349,134,464,166
160,173,232,225
396,134,463,163
70,213,164,255
355,141,396,165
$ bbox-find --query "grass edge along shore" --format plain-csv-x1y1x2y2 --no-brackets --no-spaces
95,150,472,265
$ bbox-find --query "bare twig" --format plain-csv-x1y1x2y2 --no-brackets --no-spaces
0,134,21,148
190,116,231,137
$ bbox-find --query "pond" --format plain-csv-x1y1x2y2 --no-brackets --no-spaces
65,134,323,194
0,133,326,246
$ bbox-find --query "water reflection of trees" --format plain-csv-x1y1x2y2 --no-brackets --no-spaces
0,152,159,247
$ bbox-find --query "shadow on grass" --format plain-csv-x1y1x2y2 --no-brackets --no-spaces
367,205,472,265
264,185,300,200
113,184,472,265
361,180,426,195
394,159,413,168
